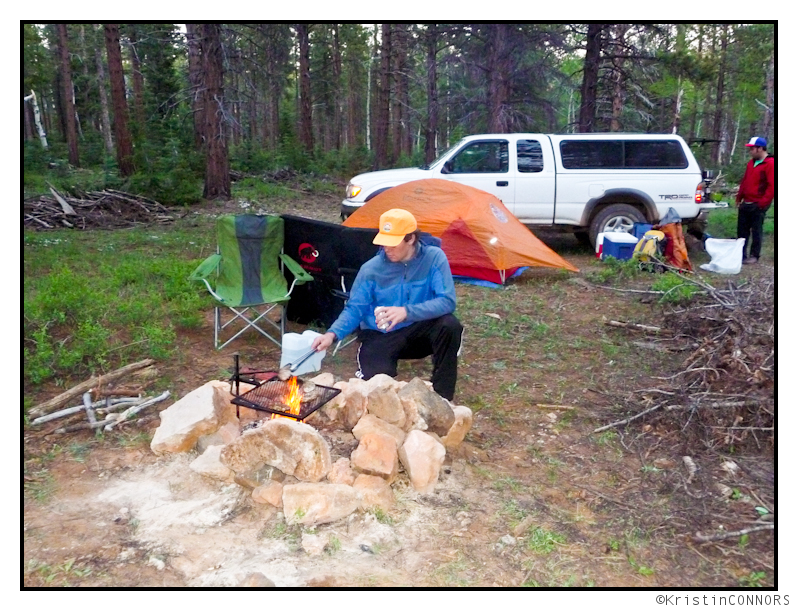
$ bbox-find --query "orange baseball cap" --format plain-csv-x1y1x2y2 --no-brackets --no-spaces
373,209,418,247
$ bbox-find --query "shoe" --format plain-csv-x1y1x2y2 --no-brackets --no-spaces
743,257,759,264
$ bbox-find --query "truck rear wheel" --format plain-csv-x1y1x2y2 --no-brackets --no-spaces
589,204,646,247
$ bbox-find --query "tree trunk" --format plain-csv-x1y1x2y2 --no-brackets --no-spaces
93,26,114,156
296,24,314,155
688,26,703,141
391,24,410,160
331,24,343,151
486,24,512,133
185,23,205,149
57,24,80,166
711,25,728,165
127,27,146,131
104,24,135,176
200,23,230,200
24,98,34,141
610,25,629,132
366,25,378,151
578,24,604,133
424,24,438,164
24,91,49,147
762,51,774,142
374,23,391,168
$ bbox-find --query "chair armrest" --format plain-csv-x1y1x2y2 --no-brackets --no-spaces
279,254,314,284
190,253,222,281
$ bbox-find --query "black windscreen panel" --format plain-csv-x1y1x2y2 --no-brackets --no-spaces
624,140,688,168
560,140,623,169
560,139,688,169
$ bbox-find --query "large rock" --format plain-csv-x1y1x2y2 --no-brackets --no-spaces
301,532,330,556
212,380,262,423
441,406,474,450
366,387,406,429
220,419,331,482
196,422,240,454
398,430,446,494
308,372,335,387
397,378,454,436
150,381,230,454
189,445,234,482
252,480,283,507
350,431,399,483
353,414,406,448
341,384,367,431
282,483,359,526
362,373,402,394
353,474,395,511
327,457,357,485
238,573,276,587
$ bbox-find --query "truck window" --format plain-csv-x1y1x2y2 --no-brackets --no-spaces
517,140,544,173
559,139,688,169
560,141,623,169
624,140,688,168
450,141,508,173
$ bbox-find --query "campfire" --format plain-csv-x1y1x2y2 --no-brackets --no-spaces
149,356,475,529
229,355,341,422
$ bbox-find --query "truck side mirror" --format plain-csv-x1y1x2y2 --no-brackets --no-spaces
441,160,453,174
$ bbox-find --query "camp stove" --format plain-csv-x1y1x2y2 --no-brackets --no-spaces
229,354,341,422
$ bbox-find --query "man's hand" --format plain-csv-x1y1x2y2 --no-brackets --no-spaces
312,332,336,352
375,306,408,332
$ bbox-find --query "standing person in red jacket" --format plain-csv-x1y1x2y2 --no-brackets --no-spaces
736,136,775,264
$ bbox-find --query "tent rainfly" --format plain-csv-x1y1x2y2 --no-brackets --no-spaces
343,178,579,284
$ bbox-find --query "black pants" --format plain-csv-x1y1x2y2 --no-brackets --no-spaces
737,203,768,259
356,314,463,401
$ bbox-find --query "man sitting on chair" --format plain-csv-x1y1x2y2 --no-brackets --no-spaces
311,209,463,401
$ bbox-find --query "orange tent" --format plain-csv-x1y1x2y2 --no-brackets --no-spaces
343,179,578,283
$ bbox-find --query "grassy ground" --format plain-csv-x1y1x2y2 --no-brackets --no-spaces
23,184,775,587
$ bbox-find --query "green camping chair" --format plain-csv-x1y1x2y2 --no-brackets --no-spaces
190,214,313,350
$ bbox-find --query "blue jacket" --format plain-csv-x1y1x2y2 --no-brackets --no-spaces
328,242,456,340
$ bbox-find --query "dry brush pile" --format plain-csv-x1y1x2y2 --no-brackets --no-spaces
659,275,774,453
24,186,176,230
594,270,774,549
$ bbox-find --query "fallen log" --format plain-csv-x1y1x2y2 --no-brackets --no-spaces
605,320,662,333
53,391,169,434
104,390,170,431
28,359,155,419
692,523,773,543
30,397,141,426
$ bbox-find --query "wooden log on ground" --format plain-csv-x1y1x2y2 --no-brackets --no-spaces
28,359,155,419
605,320,662,333
30,397,141,425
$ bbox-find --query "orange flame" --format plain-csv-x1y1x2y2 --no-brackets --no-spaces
271,376,303,420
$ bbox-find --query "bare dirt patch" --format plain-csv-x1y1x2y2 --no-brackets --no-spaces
24,203,775,588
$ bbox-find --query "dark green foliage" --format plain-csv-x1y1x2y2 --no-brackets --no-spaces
22,23,775,204
24,227,208,386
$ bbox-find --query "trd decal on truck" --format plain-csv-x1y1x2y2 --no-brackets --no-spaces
659,194,692,200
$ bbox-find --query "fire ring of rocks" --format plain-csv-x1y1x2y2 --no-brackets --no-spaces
149,373,473,527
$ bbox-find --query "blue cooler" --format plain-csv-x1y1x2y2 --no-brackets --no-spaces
602,233,639,261
633,223,653,239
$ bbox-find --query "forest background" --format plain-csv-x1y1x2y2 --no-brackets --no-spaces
22,23,775,205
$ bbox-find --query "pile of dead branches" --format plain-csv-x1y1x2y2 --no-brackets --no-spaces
657,274,774,452
24,185,176,230
598,272,774,454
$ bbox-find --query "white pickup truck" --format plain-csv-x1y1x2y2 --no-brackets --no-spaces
342,133,725,246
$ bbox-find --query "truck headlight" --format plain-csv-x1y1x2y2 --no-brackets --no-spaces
346,184,362,199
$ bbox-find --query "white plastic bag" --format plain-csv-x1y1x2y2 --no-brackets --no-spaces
699,238,745,274
280,330,326,375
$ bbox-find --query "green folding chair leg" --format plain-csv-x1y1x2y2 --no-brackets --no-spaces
214,303,286,350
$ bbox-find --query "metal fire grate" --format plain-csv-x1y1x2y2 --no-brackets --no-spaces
229,355,341,421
